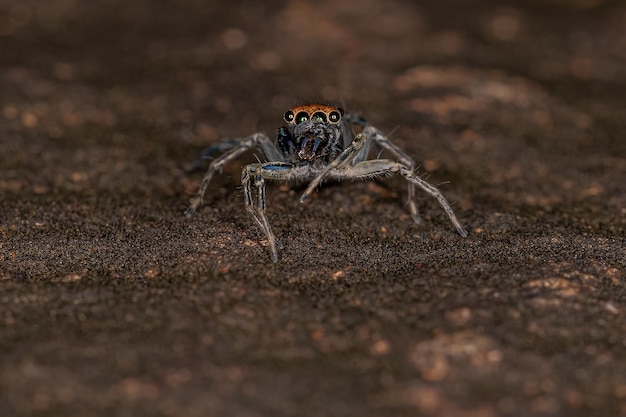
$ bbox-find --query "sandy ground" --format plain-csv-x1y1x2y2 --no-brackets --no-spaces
1,0,625,416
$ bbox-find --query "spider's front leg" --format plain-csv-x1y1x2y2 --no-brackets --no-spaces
330,160,468,237
186,133,280,217
242,163,279,263
299,130,370,203
360,126,422,225
299,125,419,223
242,162,300,263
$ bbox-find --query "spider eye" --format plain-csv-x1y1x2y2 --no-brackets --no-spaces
284,110,295,123
312,112,327,123
328,110,342,123
295,111,309,124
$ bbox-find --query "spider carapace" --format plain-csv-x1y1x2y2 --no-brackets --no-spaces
186,104,468,262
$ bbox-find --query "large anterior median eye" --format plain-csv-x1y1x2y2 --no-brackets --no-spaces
284,110,295,123
312,112,327,123
295,111,309,124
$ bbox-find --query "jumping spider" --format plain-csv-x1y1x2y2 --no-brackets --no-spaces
186,104,468,262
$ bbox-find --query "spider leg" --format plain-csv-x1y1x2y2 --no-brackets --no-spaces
327,160,468,237
242,162,308,263
254,166,279,263
186,133,282,217
300,131,369,203
242,164,269,233
189,140,240,172
359,126,422,225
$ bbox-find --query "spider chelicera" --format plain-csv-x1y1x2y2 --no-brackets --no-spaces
186,104,468,262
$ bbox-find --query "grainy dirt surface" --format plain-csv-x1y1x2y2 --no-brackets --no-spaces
1,0,625,416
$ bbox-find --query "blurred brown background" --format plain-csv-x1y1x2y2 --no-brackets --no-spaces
1,0,625,416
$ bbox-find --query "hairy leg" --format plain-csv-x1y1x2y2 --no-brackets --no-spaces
242,162,316,262
328,159,468,237
300,132,369,203
360,126,422,224
186,133,282,217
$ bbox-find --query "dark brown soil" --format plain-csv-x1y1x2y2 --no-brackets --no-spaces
1,1,625,416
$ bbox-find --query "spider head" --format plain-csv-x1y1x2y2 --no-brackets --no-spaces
282,104,344,162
